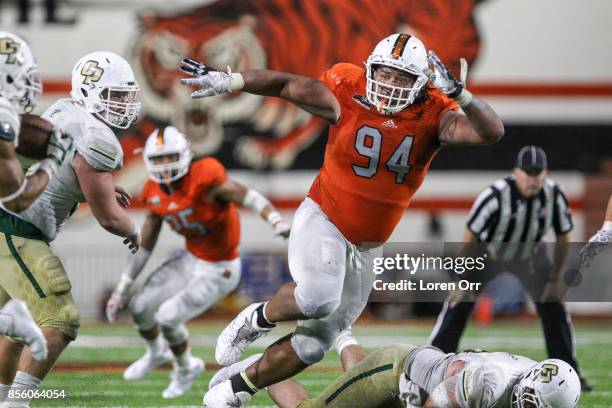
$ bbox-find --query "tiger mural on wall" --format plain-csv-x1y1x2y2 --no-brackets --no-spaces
123,0,487,170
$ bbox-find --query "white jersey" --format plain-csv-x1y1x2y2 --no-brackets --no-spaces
0,95,20,146
16,98,123,241
406,347,537,408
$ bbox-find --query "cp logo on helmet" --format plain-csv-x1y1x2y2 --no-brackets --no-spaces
80,61,104,85
0,38,19,64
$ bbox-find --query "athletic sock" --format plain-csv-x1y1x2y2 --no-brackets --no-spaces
175,347,192,368
230,371,258,396
256,303,275,329
145,335,164,356
335,329,359,355
0,383,11,402
10,371,41,403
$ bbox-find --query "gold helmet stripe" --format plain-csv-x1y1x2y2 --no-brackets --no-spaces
156,127,165,148
391,33,411,60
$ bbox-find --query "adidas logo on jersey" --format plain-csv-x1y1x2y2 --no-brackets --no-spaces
382,119,398,129
168,202,179,210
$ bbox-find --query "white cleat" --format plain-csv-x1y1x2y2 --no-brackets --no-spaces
215,303,272,366
123,347,174,381
209,354,263,389
203,379,251,408
162,357,205,399
1,300,47,362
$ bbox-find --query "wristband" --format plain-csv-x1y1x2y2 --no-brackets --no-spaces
243,189,271,214
230,73,245,92
267,211,282,225
115,274,133,295
0,179,28,204
603,220,612,233
454,88,473,108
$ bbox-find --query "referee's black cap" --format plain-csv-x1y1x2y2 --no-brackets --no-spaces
516,145,547,173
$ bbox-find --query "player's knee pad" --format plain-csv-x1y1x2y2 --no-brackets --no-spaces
291,323,338,365
160,324,188,346
155,299,188,328
295,293,341,320
128,294,157,331
33,254,80,340
38,298,80,341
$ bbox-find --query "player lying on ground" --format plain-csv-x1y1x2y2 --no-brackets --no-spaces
105,126,290,398
180,32,504,407
579,193,612,268
0,51,141,407
211,331,581,408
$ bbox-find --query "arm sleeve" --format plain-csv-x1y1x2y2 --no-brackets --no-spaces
75,127,124,172
466,187,500,236
552,184,573,234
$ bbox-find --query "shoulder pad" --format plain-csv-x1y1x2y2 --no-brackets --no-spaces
76,128,123,171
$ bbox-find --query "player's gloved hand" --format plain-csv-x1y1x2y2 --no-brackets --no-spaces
273,220,291,239
105,293,123,323
579,227,612,268
124,224,141,254
399,374,429,408
115,185,132,208
179,58,244,98
106,274,134,322
46,128,73,167
428,50,472,107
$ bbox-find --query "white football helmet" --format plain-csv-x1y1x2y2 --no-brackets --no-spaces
512,359,581,408
144,126,193,184
71,51,141,129
0,31,42,113
365,33,430,115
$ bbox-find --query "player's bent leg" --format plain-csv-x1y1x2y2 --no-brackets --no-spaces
0,237,78,405
124,251,193,381
267,379,311,408
0,300,46,362
295,344,415,408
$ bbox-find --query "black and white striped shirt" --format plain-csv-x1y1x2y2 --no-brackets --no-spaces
467,176,573,245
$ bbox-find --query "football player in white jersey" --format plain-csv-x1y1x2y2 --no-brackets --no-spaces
0,31,75,382
209,332,581,408
0,31,70,214
0,51,141,407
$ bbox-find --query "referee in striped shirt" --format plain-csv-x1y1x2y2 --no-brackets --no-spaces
428,145,592,391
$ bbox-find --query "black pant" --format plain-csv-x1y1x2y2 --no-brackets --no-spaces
429,255,582,375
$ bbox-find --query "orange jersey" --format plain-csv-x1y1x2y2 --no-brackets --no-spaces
141,158,240,262
308,63,458,245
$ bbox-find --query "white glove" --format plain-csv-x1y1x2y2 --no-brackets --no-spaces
273,220,291,239
399,374,429,408
46,128,73,168
428,50,472,107
579,224,612,268
106,274,134,322
179,58,244,98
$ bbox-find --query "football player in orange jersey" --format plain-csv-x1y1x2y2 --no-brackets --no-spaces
180,33,504,407
105,126,290,399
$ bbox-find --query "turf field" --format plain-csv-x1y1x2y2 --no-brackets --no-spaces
31,319,611,407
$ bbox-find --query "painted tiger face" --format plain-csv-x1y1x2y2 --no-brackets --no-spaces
130,13,266,154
